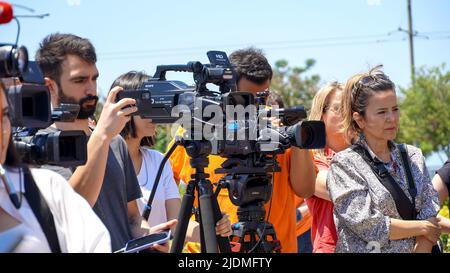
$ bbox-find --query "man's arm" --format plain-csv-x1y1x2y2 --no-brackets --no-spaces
127,200,178,253
69,87,137,206
314,169,331,201
432,173,449,205
128,200,151,238
69,132,111,207
437,215,450,234
290,148,316,198
127,200,181,240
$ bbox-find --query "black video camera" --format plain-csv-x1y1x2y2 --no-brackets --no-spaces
118,51,326,207
1,44,87,167
13,128,87,167
115,51,234,124
1,44,51,128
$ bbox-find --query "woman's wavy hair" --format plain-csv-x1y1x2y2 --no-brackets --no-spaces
308,81,344,158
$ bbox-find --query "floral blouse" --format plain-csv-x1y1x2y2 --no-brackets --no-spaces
326,136,440,253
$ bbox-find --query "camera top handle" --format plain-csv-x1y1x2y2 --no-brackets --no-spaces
152,62,202,81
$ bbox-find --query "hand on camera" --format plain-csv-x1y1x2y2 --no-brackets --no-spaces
94,86,137,141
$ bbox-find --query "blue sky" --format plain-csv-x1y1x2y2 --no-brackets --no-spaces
2,0,449,165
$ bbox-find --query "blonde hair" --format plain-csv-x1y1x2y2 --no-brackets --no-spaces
308,81,343,159
341,65,396,143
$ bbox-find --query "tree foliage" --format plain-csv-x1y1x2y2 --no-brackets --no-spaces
397,65,450,157
270,58,321,110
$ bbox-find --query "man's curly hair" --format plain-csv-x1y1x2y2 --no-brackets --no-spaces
229,47,272,85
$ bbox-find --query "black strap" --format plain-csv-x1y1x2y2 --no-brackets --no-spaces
23,168,62,253
397,144,417,209
396,144,442,252
351,144,416,220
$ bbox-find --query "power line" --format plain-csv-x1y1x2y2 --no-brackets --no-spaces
99,32,392,57
99,30,450,58
98,35,450,61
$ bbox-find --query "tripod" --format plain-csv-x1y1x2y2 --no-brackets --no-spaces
229,203,281,253
170,140,231,253
215,160,282,253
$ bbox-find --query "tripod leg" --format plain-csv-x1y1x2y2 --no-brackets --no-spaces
198,180,219,253
170,182,195,253
210,190,232,253
196,199,207,253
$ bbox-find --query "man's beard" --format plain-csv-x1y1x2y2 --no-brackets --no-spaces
57,86,98,120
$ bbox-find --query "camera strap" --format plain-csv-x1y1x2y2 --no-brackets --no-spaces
23,168,62,253
351,144,416,220
397,143,417,214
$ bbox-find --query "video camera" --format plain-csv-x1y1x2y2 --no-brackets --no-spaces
120,50,325,204
0,44,87,167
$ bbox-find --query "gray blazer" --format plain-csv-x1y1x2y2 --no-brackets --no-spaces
327,138,440,253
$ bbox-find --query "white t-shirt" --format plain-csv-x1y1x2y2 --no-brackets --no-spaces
136,148,180,227
0,167,111,253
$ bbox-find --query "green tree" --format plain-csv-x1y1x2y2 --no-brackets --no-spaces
397,65,450,157
153,125,171,153
270,59,321,109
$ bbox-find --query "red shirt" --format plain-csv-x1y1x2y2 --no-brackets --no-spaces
306,148,338,253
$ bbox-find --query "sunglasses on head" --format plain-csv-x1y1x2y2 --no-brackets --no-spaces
352,73,389,99
357,73,389,86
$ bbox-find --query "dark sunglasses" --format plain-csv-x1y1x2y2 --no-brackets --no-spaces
353,73,390,99
358,73,389,85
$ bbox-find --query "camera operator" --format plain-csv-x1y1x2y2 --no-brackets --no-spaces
111,71,232,245
168,47,317,253
35,33,176,252
0,80,111,252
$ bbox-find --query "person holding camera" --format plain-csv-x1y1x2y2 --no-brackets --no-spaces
35,33,176,252
0,80,111,252
327,66,440,253
110,71,232,245
168,47,317,253
305,82,348,253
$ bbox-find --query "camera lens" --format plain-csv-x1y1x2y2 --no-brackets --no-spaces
301,125,314,147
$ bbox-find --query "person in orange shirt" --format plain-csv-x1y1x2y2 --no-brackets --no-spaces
267,92,313,253
295,196,313,253
168,47,317,253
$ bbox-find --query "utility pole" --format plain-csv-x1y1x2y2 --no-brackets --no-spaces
407,0,415,84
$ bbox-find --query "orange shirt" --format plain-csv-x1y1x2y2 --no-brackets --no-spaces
168,137,299,253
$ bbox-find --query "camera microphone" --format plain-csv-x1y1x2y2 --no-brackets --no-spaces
0,2,13,25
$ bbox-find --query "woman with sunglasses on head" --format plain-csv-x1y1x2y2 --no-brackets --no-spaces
327,66,441,253
306,82,349,253
112,71,232,246
0,81,111,253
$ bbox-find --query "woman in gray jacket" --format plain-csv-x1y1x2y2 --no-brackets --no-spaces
327,66,441,253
